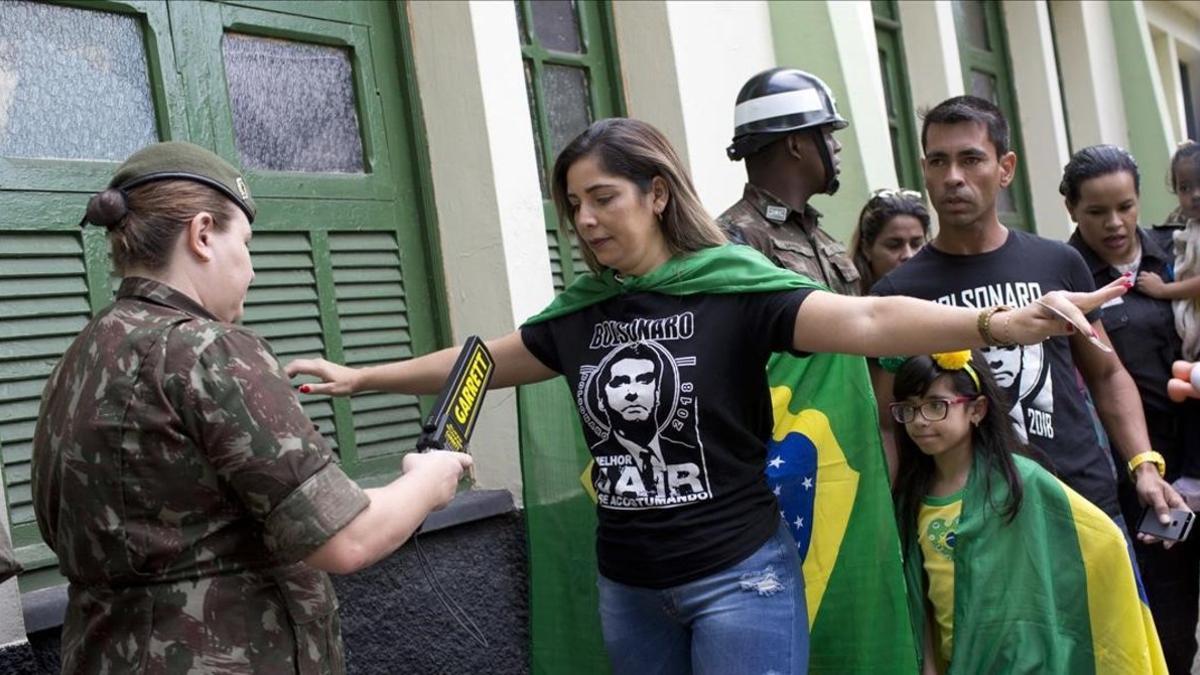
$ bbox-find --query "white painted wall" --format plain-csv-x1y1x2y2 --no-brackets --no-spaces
614,0,778,215
407,0,555,502
1153,29,1189,143
1047,1,1129,149
1146,0,1200,53
897,1,964,113
663,1,777,214
895,0,964,234
1004,0,1073,238
1147,0,1200,144
826,0,897,193
609,1,690,164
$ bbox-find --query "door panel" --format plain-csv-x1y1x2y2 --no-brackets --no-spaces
0,0,442,590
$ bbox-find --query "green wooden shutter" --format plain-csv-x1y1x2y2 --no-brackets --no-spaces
546,229,590,291
516,0,624,292
0,231,92,529
0,227,102,584
329,231,423,477
952,0,1036,231
872,0,923,192
170,1,445,483
241,232,339,452
0,0,182,590
0,0,444,591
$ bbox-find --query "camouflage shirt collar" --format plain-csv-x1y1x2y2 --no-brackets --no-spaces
117,277,220,321
741,183,822,228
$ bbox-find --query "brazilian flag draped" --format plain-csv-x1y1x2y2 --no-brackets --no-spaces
766,351,916,673
517,244,914,673
903,454,1167,674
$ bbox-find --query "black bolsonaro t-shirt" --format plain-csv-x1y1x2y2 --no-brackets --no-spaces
521,288,813,588
872,228,1119,516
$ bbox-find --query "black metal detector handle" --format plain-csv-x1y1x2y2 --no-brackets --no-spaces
415,336,494,453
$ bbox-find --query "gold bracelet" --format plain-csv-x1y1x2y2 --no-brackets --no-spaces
977,305,1015,347
1128,451,1166,480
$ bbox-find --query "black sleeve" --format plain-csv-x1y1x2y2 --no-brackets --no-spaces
869,274,896,297
520,322,564,374
746,288,816,354
1060,244,1101,323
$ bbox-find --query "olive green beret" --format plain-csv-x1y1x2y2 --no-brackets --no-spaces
108,141,256,222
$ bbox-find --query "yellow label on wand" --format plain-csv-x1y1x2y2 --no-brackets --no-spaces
439,338,494,449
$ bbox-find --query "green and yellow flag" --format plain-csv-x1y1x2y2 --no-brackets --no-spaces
903,454,1167,674
765,351,917,673
517,245,915,673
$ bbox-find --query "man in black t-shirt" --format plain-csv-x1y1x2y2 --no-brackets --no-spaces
872,95,1181,526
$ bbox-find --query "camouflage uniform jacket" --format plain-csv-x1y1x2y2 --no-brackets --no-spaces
717,183,861,295
32,277,369,675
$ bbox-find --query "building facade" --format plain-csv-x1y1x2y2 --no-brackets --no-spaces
0,0,1197,668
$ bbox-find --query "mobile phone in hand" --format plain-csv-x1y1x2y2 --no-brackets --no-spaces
1137,507,1195,542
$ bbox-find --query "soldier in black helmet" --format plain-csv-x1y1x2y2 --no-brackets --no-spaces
718,67,861,295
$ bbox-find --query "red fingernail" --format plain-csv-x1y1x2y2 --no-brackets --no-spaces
300,385,311,393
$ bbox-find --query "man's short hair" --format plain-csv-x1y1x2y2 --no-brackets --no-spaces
920,95,1010,157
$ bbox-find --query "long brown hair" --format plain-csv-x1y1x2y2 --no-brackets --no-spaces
849,190,930,292
83,181,236,275
551,118,727,273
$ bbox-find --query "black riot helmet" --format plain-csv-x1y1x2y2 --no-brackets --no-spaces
727,68,849,192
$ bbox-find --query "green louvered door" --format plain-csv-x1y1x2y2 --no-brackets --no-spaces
0,0,190,588
0,0,441,590
171,0,442,484
516,0,624,291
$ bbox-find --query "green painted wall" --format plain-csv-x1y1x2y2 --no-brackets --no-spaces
767,0,869,243
1110,0,1176,223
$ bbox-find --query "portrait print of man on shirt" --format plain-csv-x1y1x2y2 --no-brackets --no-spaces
585,341,708,509
982,341,1053,442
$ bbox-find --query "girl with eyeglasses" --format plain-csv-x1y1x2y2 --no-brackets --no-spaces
850,188,931,294
890,351,1165,675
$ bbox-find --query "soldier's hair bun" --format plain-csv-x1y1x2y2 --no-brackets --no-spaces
83,189,129,231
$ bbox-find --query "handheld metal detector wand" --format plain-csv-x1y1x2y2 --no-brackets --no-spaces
408,336,494,648
415,335,495,453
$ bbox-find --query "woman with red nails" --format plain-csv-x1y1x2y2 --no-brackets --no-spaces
1063,144,1200,674
32,142,470,674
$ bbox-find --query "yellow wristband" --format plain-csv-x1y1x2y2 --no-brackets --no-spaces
1127,451,1165,480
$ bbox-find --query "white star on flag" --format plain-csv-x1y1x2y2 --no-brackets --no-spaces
802,476,814,490
773,485,782,496
794,515,804,529
768,456,785,469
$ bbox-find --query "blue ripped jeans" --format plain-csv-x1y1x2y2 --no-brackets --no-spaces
597,522,808,675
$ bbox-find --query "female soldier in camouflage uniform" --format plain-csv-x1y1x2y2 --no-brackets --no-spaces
31,142,471,674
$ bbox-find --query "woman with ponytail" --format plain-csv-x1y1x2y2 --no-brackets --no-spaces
33,142,469,674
